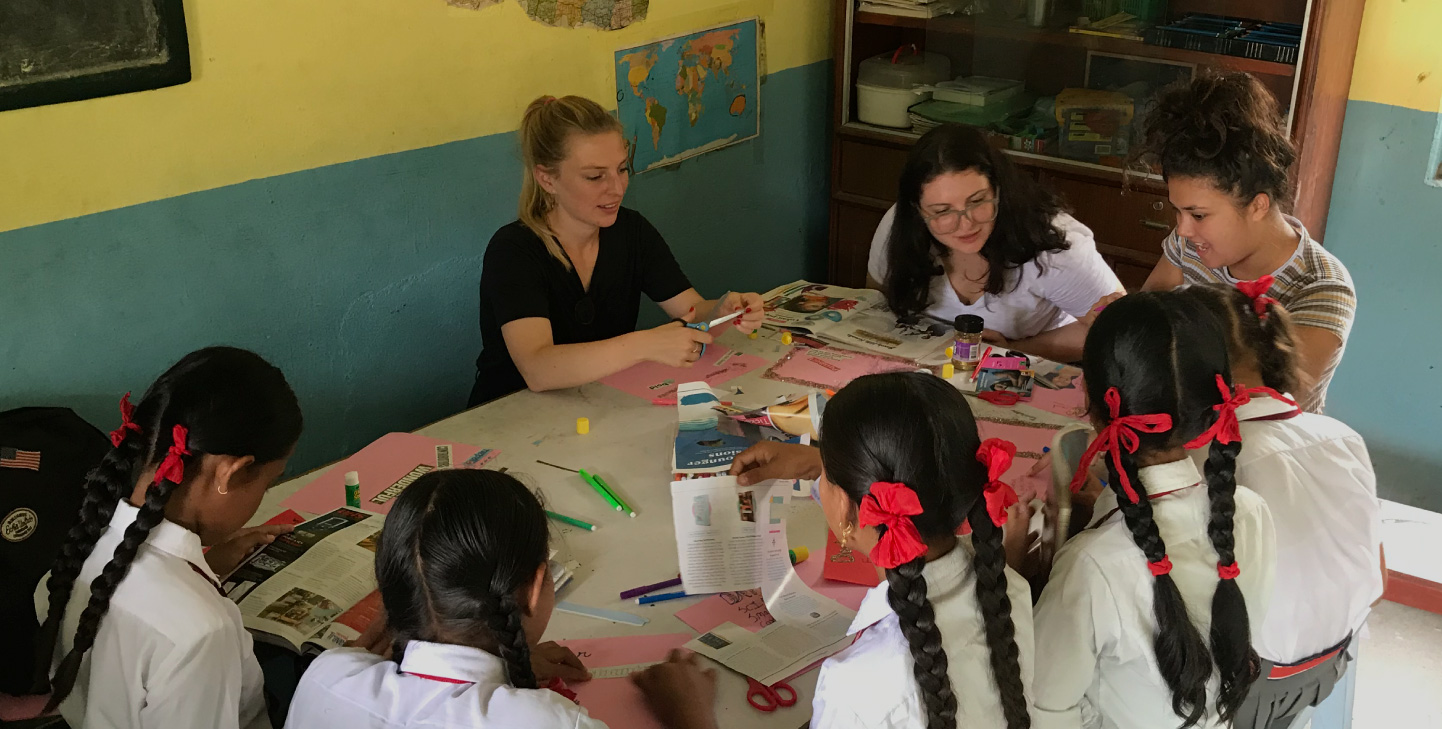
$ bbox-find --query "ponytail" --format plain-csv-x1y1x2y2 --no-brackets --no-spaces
518,95,625,270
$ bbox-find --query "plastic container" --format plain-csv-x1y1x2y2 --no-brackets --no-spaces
856,46,950,128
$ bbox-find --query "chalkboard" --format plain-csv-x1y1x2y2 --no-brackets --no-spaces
0,0,190,112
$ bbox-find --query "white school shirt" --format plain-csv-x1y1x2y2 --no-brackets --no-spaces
813,536,1037,728
33,500,270,729
1187,393,1382,663
1032,458,1276,729
285,641,607,729
867,205,1122,341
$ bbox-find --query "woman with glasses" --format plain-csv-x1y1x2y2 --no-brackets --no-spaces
868,124,1124,363
469,95,765,407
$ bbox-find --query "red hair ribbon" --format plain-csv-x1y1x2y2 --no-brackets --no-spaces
1068,388,1173,504
1218,562,1241,580
1184,375,1299,449
109,392,143,447
859,481,928,569
1236,275,1279,319
976,438,1019,527
1149,556,1174,577
153,424,191,485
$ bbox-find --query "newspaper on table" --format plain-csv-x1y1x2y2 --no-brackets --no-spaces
671,475,858,685
224,507,384,654
761,280,953,362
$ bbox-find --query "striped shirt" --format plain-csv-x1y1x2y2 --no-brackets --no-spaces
1163,215,1355,413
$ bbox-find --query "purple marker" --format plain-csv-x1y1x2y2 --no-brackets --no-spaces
619,576,683,600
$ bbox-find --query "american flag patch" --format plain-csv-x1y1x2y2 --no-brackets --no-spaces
0,447,41,471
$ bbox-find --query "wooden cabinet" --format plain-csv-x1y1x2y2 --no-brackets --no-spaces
827,0,1364,292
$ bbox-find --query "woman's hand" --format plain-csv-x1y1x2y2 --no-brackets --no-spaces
729,441,823,486
531,641,591,682
632,650,719,729
204,523,294,578
981,329,1011,350
1081,291,1126,326
716,292,765,333
641,321,714,367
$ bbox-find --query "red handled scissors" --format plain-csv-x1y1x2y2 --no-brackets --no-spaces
746,676,797,712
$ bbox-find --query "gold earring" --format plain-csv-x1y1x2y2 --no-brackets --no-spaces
217,484,228,495
839,522,854,547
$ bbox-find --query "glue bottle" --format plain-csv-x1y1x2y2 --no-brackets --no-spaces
344,471,361,508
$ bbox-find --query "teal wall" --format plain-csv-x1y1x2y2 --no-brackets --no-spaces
1325,99,1442,511
0,61,832,475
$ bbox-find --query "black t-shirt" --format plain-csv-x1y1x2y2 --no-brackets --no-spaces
471,207,693,405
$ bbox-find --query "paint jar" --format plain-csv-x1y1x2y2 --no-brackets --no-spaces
954,315,985,371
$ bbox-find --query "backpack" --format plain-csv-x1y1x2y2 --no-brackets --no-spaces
0,407,110,695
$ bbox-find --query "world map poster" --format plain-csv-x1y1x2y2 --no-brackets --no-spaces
614,19,760,173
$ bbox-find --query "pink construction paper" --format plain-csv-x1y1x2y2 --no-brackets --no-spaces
600,341,768,401
1028,385,1089,419
278,433,491,516
763,346,922,391
675,588,776,634
555,633,694,729
976,420,1062,502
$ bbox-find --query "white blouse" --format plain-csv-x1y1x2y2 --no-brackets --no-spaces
867,205,1123,341
1188,393,1382,664
286,641,607,729
1032,458,1276,729
34,500,270,729
813,536,1037,728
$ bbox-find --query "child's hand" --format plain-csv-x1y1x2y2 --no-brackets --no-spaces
1002,501,1037,576
632,650,719,729
531,641,590,682
729,441,822,486
204,523,294,578
347,611,392,659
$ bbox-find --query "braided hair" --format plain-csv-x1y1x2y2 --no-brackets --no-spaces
1180,283,1305,397
34,347,303,712
820,373,1030,729
1083,292,1261,725
375,469,550,689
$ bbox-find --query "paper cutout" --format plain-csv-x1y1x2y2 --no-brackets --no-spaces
763,345,924,391
262,509,306,527
675,588,776,634
822,529,882,587
601,342,767,401
790,543,870,611
1027,382,1089,419
555,633,693,729
279,433,493,516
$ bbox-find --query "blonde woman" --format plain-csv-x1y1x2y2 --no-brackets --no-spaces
470,95,765,406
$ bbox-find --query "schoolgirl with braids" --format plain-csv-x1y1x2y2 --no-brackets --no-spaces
1178,282,1382,729
1031,292,1277,729
32,347,303,729
285,469,722,729
811,372,1035,729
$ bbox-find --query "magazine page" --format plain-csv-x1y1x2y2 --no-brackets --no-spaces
302,590,383,653
760,281,880,337
672,382,764,475
761,280,952,362
225,508,384,651
670,476,792,594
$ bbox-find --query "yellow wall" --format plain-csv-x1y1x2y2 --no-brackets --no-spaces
0,0,832,234
1347,0,1442,112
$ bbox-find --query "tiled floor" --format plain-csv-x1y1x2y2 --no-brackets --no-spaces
1352,599,1442,726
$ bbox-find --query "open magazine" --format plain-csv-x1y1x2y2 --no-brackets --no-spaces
672,382,824,476
761,280,952,362
225,508,384,654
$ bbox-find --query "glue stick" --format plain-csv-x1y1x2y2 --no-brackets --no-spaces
344,471,361,508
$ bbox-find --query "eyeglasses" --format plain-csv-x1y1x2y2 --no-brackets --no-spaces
920,197,998,235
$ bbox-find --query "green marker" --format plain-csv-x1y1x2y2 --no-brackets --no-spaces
578,469,623,512
545,510,598,531
590,473,636,518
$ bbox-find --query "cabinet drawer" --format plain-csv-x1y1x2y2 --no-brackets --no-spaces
831,203,886,288
1043,174,1173,257
838,139,908,202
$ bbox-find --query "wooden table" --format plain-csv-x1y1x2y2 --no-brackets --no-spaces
256,327,1082,728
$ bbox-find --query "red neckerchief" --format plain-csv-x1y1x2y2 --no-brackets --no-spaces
405,672,472,684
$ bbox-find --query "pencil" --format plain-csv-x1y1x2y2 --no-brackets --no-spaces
545,510,597,531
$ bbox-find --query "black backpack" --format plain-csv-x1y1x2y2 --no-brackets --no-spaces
0,407,110,695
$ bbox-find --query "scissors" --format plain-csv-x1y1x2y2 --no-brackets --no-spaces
673,310,744,357
746,676,798,712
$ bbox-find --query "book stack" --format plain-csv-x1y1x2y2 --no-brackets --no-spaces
858,0,966,19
